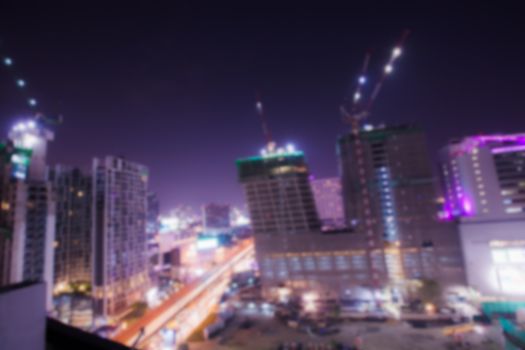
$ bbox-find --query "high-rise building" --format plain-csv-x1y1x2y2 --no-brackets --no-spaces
0,120,56,309
202,203,230,233
338,124,464,287
0,141,22,286
310,177,345,230
92,156,149,317
439,134,525,220
237,146,320,235
47,166,92,293
439,134,525,298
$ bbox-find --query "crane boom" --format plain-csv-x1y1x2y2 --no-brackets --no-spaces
341,29,410,130
1,48,63,125
255,92,273,147
366,29,410,112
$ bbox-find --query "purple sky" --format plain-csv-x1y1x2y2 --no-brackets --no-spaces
1,3,524,211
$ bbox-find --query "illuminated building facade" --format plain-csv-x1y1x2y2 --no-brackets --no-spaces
338,124,464,287
439,134,525,298
47,166,92,292
92,156,149,317
0,120,56,309
203,203,230,233
439,134,525,220
310,177,345,230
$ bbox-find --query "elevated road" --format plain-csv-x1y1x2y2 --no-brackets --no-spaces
113,239,254,347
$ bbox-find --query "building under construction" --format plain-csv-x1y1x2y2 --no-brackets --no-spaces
338,123,465,288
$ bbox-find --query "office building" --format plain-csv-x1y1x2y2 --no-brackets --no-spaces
338,124,464,288
92,156,149,317
310,177,345,229
47,166,92,293
203,203,230,233
439,134,525,298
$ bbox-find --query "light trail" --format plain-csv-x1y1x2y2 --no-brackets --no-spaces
112,240,254,347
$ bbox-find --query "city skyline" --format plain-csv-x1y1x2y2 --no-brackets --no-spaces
2,4,525,349
1,4,524,211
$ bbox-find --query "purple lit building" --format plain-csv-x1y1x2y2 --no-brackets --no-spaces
310,177,345,230
439,134,525,298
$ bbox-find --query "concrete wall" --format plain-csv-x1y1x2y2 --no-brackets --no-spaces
460,219,525,298
0,282,46,350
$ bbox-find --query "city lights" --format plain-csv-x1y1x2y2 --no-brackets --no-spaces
1,10,524,350
302,292,318,313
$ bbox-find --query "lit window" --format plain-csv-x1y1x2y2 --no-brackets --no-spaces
506,207,522,214
479,191,486,196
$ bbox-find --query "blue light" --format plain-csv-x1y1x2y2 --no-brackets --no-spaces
3,57,13,66
16,79,26,87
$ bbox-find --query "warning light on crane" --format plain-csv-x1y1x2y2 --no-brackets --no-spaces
392,47,402,58
3,57,13,66
28,98,38,107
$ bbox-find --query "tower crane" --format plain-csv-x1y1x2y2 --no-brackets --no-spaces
1,46,63,126
255,92,277,154
341,29,410,133
340,30,410,289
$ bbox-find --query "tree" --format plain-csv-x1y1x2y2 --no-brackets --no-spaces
418,279,442,305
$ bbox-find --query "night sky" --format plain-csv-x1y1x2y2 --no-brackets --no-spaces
1,3,524,211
